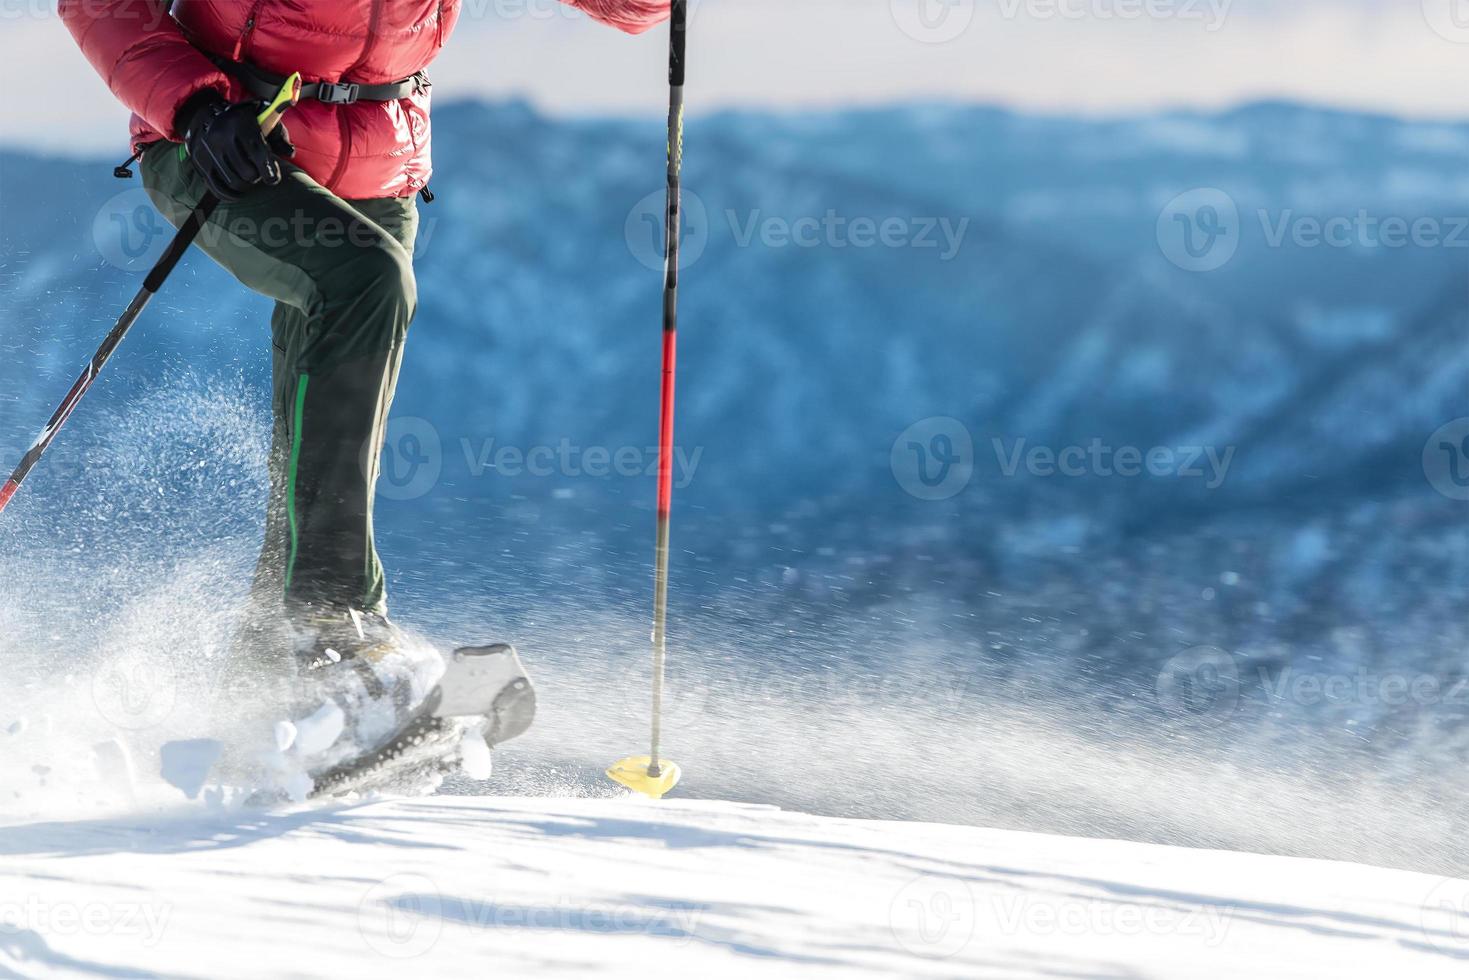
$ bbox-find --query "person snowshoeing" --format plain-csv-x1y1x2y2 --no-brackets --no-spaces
60,3,671,703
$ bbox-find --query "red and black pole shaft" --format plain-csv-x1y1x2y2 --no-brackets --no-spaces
648,0,688,779
0,76,301,520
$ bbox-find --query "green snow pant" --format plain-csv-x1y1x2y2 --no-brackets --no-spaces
142,143,418,617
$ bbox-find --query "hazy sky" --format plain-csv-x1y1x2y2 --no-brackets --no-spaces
5,0,1469,154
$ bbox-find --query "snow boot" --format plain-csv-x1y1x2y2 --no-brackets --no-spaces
281,606,446,772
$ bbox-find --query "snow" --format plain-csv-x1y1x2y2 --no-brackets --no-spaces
86,741,137,809
0,796,1462,979
292,702,345,758
157,740,221,802
458,732,494,781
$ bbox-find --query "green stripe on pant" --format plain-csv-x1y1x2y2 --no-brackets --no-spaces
284,374,309,595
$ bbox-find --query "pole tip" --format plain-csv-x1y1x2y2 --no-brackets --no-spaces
607,755,682,799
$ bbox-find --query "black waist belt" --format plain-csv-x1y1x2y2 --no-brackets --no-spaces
211,54,429,106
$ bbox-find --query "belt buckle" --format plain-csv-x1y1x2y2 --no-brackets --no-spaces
318,81,360,105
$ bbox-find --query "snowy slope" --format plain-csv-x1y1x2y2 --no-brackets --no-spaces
0,796,1464,979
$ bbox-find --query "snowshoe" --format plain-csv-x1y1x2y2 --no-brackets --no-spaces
282,607,449,779
306,643,536,799
196,607,535,803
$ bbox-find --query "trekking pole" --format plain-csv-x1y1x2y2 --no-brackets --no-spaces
608,0,687,800
0,74,302,518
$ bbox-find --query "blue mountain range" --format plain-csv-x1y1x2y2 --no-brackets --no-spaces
0,99,1464,744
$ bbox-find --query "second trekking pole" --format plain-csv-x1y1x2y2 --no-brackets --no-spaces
609,0,688,800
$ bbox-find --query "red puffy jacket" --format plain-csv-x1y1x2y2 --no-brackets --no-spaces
61,0,669,200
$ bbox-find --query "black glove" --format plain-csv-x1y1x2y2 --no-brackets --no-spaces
179,91,295,202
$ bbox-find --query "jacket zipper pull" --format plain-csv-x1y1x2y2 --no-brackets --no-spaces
113,148,143,179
